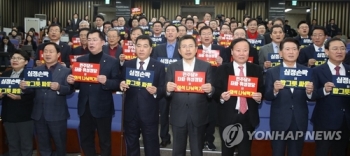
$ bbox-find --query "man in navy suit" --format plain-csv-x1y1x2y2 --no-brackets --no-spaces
265,38,314,156
35,24,71,67
67,30,120,156
103,28,123,58
20,42,74,156
119,35,166,156
71,28,90,55
297,26,328,67
311,38,350,156
151,24,181,148
197,25,228,150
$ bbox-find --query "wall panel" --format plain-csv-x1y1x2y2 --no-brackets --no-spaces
1,0,38,28
286,1,350,37
134,0,266,23
37,0,106,28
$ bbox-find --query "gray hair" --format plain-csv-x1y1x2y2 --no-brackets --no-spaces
79,20,90,26
107,28,120,35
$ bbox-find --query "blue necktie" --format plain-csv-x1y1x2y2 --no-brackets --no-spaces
167,45,174,58
318,47,323,52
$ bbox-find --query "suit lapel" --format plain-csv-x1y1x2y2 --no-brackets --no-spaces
194,59,201,71
227,62,235,76
344,65,350,76
246,63,254,77
146,58,155,71
99,53,108,72
52,64,62,81
321,64,332,81
176,59,184,71
269,43,274,53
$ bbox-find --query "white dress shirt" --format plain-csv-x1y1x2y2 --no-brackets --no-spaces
4,45,8,52
323,61,346,96
186,30,194,35
233,61,248,110
313,44,325,52
182,58,195,72
202,44,212,51
136,57,150,70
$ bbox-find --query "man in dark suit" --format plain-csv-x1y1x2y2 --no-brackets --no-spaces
297,26,328,67
224,27,259,65
185,18,199,36
344,51,350,65
311,38,350,156
213,38,264,156
94,15,105,32
284,20,292,36
264,18,289,44
294,21,312,48
35,24,71,67
265,38,314,155
151,24,181,148
71,13,81,32
197,26,228,151
67,30,119,156
103,28,123,58
166,35,214,156
20,42,74,156
119,35,166,156
71,28,90,55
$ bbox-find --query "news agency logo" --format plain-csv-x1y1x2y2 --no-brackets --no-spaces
222,123,343,148
222,123,244,148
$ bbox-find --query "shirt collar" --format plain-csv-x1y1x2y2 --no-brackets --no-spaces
167,41,176,47
202,44,212,50
182,58,196,67
271,42,279,48
50,40,60,45
233,61,247,69
137,57,150,64
45,62,59,71
327,60,344,70
283,62,297,68
12,68,24,75
313,44,325,51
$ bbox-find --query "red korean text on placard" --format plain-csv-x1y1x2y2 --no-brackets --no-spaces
174,71,206,93
72,62,100,83
227,76,258,98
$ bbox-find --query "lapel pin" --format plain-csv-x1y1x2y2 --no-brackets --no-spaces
104,60,106,62
152,65,154,67
58,68,61,71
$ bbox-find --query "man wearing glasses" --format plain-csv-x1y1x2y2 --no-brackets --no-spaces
297,26,328,68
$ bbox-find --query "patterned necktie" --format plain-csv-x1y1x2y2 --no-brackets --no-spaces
335,66,340,75
139,61,145,70
238,66,248,114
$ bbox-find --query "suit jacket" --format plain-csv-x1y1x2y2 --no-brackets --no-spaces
224,45,259,65
151,42,182,59
265,64,311,131
294,35,312,46
75,53,119,118
213,62,264,127
0,70,35,122
121,58,166,123
297,44,316,66
311,63,350,130
344,51,350,65
30,64,73,121
71,46,89,55
166,59,214,127
71,19,81,31
259,43,275,69
35,41,72,67
102,44,123,59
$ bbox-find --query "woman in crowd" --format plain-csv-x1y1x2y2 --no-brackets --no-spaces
0,36,16,67
8,30,21,43
23,35,37,51
0,50,34,156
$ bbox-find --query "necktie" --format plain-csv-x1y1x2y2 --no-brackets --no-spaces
335,66,340,75
318,47,323,52
238,66,248,114
139,61,145,70
167,45,174,58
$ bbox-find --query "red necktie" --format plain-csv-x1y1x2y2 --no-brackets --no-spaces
139,61,144,70
335,66,340,75
238,66,247,114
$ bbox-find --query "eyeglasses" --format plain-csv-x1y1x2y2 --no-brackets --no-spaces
312,34,325,38
201,33,213,36
11,57,24,61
